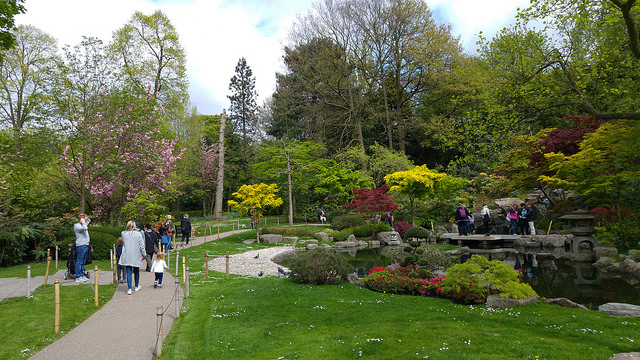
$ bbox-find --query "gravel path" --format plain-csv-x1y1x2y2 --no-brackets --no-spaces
208,246,296,277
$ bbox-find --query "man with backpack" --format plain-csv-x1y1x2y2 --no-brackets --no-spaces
525,203,538,235
454,204,471,236
144,224,159,271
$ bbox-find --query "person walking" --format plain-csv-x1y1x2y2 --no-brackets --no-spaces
143,224,158,271
481,203,491,236
454,204,471,236
119,220,146,295
518,203,529,235
181,214,192,246
115,237,125,283
151,252,169,288
73,213,91,282
525,203,538,235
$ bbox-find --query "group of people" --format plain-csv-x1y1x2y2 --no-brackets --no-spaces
456,202,537,236
74,213,196,295
507,203,537,235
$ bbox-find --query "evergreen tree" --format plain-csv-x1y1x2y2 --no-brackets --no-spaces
228,57,258,180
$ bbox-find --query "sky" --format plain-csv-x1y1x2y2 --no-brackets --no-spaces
16,0,530,115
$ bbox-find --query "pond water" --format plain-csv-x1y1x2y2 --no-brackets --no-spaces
338,246,640,308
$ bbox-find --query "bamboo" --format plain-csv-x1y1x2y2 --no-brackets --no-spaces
547,220,553,235
44,255,51,285
225,251,229,280
94,266,99,307
217,225,220,240
54,279,60,334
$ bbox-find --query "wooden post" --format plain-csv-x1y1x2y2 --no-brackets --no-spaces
155,306,163,356
182,256,186,284
112,253,117,284
44,255,51,285
217,225,220,240
225,251,229,280
54,279,60,334
205,251,209,278
547,220,553,235
94,266,99,307
431,221,434,231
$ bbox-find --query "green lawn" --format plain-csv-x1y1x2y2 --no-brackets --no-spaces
0,259,112,278
158,232,638,360
0,283,116,359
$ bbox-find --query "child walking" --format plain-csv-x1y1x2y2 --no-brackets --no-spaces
116,237,125,284
150,252,169,288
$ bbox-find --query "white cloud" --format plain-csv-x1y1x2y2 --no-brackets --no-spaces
16,0,528,115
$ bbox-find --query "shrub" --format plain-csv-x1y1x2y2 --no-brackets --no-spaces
332,214,366,230
362,269,444,297
288,248,353,285
352,224,373,237
393,221,412,238
333,228,353,242
261,227,319,237
62,231,117,261
417,269,433,279
375,222,392,233
441,255,537,304
499,282,538,300
404,226,429,239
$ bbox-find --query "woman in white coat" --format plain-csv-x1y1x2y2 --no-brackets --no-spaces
119,220,146,295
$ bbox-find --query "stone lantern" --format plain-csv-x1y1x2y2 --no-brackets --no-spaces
558,209,599,253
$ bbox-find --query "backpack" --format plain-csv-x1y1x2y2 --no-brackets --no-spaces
458,207,466,218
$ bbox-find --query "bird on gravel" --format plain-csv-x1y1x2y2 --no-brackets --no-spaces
258,271,264,277
254,253,260,258
277,267,286,274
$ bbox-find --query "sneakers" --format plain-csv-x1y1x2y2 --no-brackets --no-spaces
134,286,142,292
158,284,162,288
127,289,132,295
154,281,158,288
75,276,89,283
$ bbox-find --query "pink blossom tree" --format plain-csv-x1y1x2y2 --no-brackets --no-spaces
62,92,182,221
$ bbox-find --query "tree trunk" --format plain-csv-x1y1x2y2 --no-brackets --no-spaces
284,146,294,226
214,110,227,220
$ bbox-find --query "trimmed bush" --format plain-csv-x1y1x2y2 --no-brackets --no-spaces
261,227,320,237
288,248,353,285
333,228,353,242
332,214,365,230
62,231,117,261
362,268,444,297
404,226,429,239
352,224,372,237
375,222,392,233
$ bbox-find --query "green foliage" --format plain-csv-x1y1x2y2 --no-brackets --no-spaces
332,214,365,231
442,255,538,304
119,191,166,225
62,230,117,261
595,218,640,249
362,269,432,296
288,248,352,285
352,224,372,238
261,227,321,238
404,226,429,239
332,228,352,242
375,222,391,233
499,282,538,300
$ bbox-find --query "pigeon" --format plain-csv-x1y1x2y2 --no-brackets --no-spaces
277,266,286,274
258,271,264,277
254,253,260,259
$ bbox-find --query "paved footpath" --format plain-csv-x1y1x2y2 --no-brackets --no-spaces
24,229,250,360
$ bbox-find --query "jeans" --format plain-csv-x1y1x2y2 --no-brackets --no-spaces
125,266,140,290
457,220,468,235
161,235,173,252
75,245,89,278
182,232,190,245
145,254,153,271
154,272,164,285
529,221,536,235
117,265,125,282
510,220,517,235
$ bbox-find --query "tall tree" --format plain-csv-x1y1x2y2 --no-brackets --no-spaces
109,10,189,125
0,25,58,138
228,57,257,180
0,0,25,54
213,109,227,220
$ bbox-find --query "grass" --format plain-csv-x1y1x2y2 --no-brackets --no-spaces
0,283,116,359
156,232,638,359
0,259,112,278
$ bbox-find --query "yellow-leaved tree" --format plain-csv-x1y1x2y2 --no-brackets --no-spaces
227,183,283,242
384,165,446,225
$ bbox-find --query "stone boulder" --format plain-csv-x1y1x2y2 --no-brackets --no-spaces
319,243,332,249
542,297,588,310
368,240,381,248
446,246,471,256
487,294,537,308
541,235,568,248
343,273,361,286
594,256,616,266
242,238,257,245
595,246,618,260
377,231,402,246
346,234,358,243
598,303,640,318
334,241,357,248
283,236,299,243
494,198,522,214
306,244,318,250
315,232,330,242
443,223,456,233
260,234,283,244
